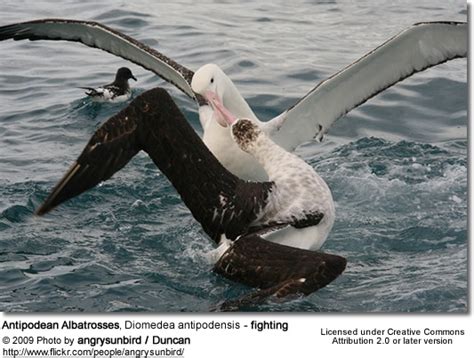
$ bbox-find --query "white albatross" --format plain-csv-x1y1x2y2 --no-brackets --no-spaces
0,19,467,180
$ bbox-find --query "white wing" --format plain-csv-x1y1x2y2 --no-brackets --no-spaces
0,18,196,100
266,21,467,151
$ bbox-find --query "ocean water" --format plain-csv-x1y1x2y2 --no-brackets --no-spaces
0,0,467,312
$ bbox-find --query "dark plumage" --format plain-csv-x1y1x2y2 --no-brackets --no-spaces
215,232,346,310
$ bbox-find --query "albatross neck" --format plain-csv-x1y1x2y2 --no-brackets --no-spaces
244,134,298,181
222,76,259,122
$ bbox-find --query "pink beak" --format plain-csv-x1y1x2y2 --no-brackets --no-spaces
204,91,237,127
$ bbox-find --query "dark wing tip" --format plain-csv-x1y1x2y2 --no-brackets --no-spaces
35,200,55,216
35,205,48,216
412,20,467,27
35,162,82,216
0,23,23,41
35,201,51,216
325,253,347,277
0,19,101,42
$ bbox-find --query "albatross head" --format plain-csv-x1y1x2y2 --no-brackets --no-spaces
192,64,258,128
191,64,229,126
191,63,225,96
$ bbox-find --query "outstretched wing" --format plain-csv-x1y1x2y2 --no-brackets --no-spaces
36,101,142,215
214,230,346,311
267,21,467,151
36,87,272,244
0,18,196,100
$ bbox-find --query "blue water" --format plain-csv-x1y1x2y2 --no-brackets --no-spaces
0,1,467,312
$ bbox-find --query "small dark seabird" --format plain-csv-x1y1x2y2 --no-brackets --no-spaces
79,67,137,102
0,19,466,180
35,88,346,310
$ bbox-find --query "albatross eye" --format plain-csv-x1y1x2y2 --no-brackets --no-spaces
210,78,214,84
